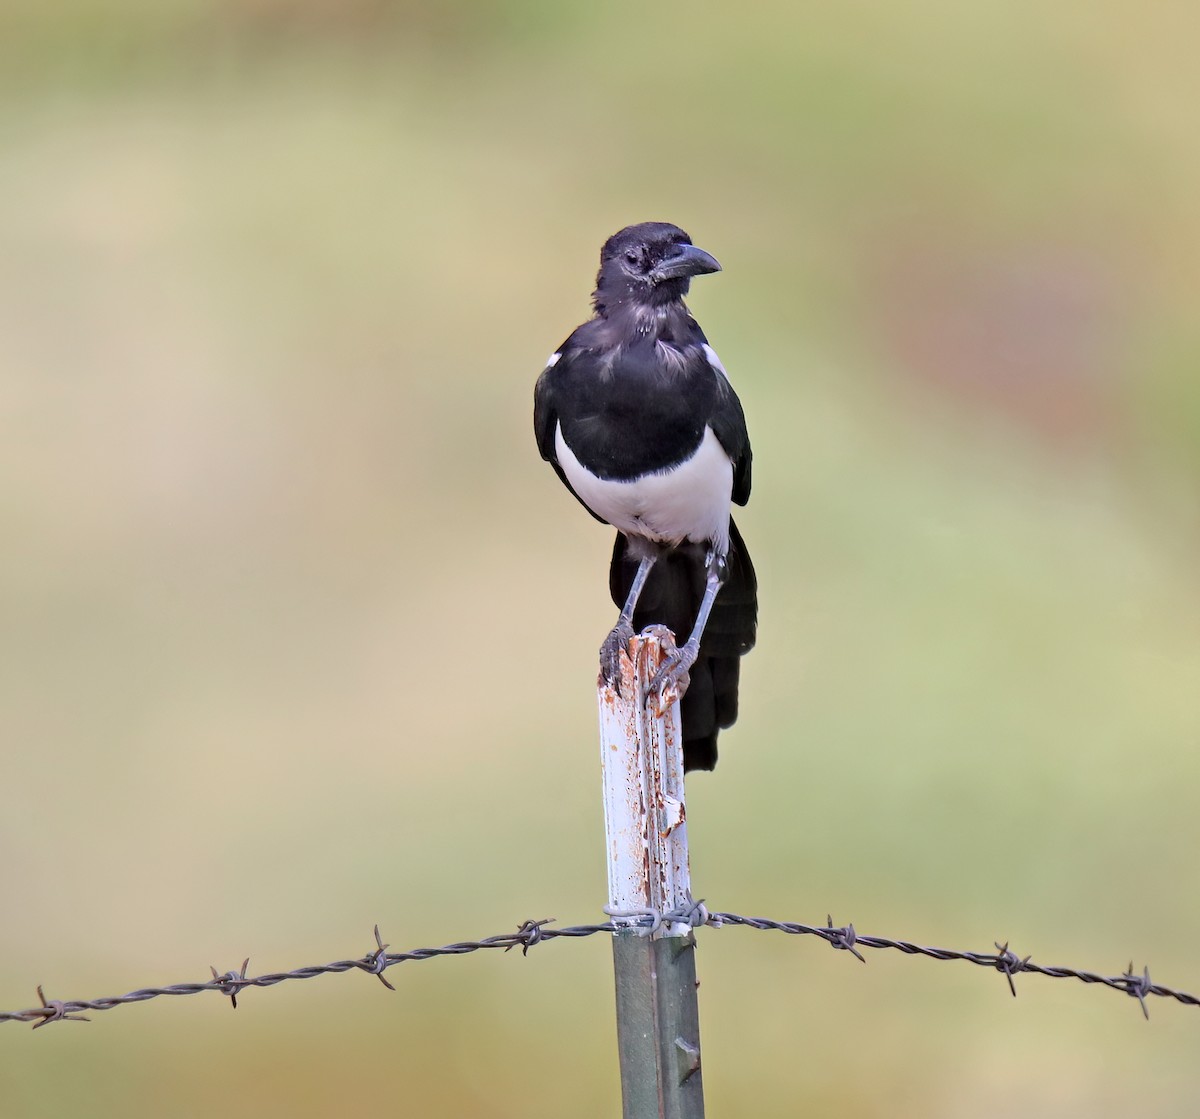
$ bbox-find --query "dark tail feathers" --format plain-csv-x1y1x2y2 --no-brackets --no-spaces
609,521,757,772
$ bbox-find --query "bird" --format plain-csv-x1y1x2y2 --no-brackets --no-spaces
533,222,756,772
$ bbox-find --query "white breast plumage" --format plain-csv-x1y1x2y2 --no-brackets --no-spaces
554,423,733,551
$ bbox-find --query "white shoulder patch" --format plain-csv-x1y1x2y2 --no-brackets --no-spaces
544,351,561,369
702,343,730,382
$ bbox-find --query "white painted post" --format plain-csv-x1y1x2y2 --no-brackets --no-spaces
599,631,705,1118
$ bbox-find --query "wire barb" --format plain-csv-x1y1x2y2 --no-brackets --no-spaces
993,941,1030,998
507,918,554,956
361,925,396,990
667,898,711,929
209,959,250,1010
31,985,90,1030
1123,961,1152,1020
825,916,866,963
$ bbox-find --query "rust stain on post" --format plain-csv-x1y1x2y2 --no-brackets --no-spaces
597,632,693,935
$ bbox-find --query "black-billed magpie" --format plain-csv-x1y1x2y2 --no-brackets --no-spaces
534,222,756,772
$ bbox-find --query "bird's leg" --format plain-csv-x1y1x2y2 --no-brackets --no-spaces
600,551,658,692
647,549,727,712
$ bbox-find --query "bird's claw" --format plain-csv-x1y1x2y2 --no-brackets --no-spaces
645,629,698,714
599,621,636,694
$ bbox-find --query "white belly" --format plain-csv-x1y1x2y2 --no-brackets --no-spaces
555,423,733,551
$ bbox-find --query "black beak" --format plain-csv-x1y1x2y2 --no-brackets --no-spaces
650,243,722,283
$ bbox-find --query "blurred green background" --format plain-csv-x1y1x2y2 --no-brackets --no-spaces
2,1,1198,1115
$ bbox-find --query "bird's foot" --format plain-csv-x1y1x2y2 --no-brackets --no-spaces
645,627,699,715
599,620,636,694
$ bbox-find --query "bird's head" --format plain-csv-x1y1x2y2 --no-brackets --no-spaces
592,222,721,315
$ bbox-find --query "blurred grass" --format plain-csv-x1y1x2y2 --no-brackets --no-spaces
1,3,1199,1116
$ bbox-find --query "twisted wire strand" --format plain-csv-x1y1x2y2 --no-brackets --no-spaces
4,906,1193,1028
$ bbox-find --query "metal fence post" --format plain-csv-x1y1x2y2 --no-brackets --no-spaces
598,632,705,1119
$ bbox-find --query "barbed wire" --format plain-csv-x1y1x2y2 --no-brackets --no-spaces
3,902,1195,1029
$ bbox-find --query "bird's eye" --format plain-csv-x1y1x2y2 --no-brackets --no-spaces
624,250,640,267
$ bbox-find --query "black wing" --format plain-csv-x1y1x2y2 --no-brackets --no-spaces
533,340,609,524
686,318,752,507
711,376,752,507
